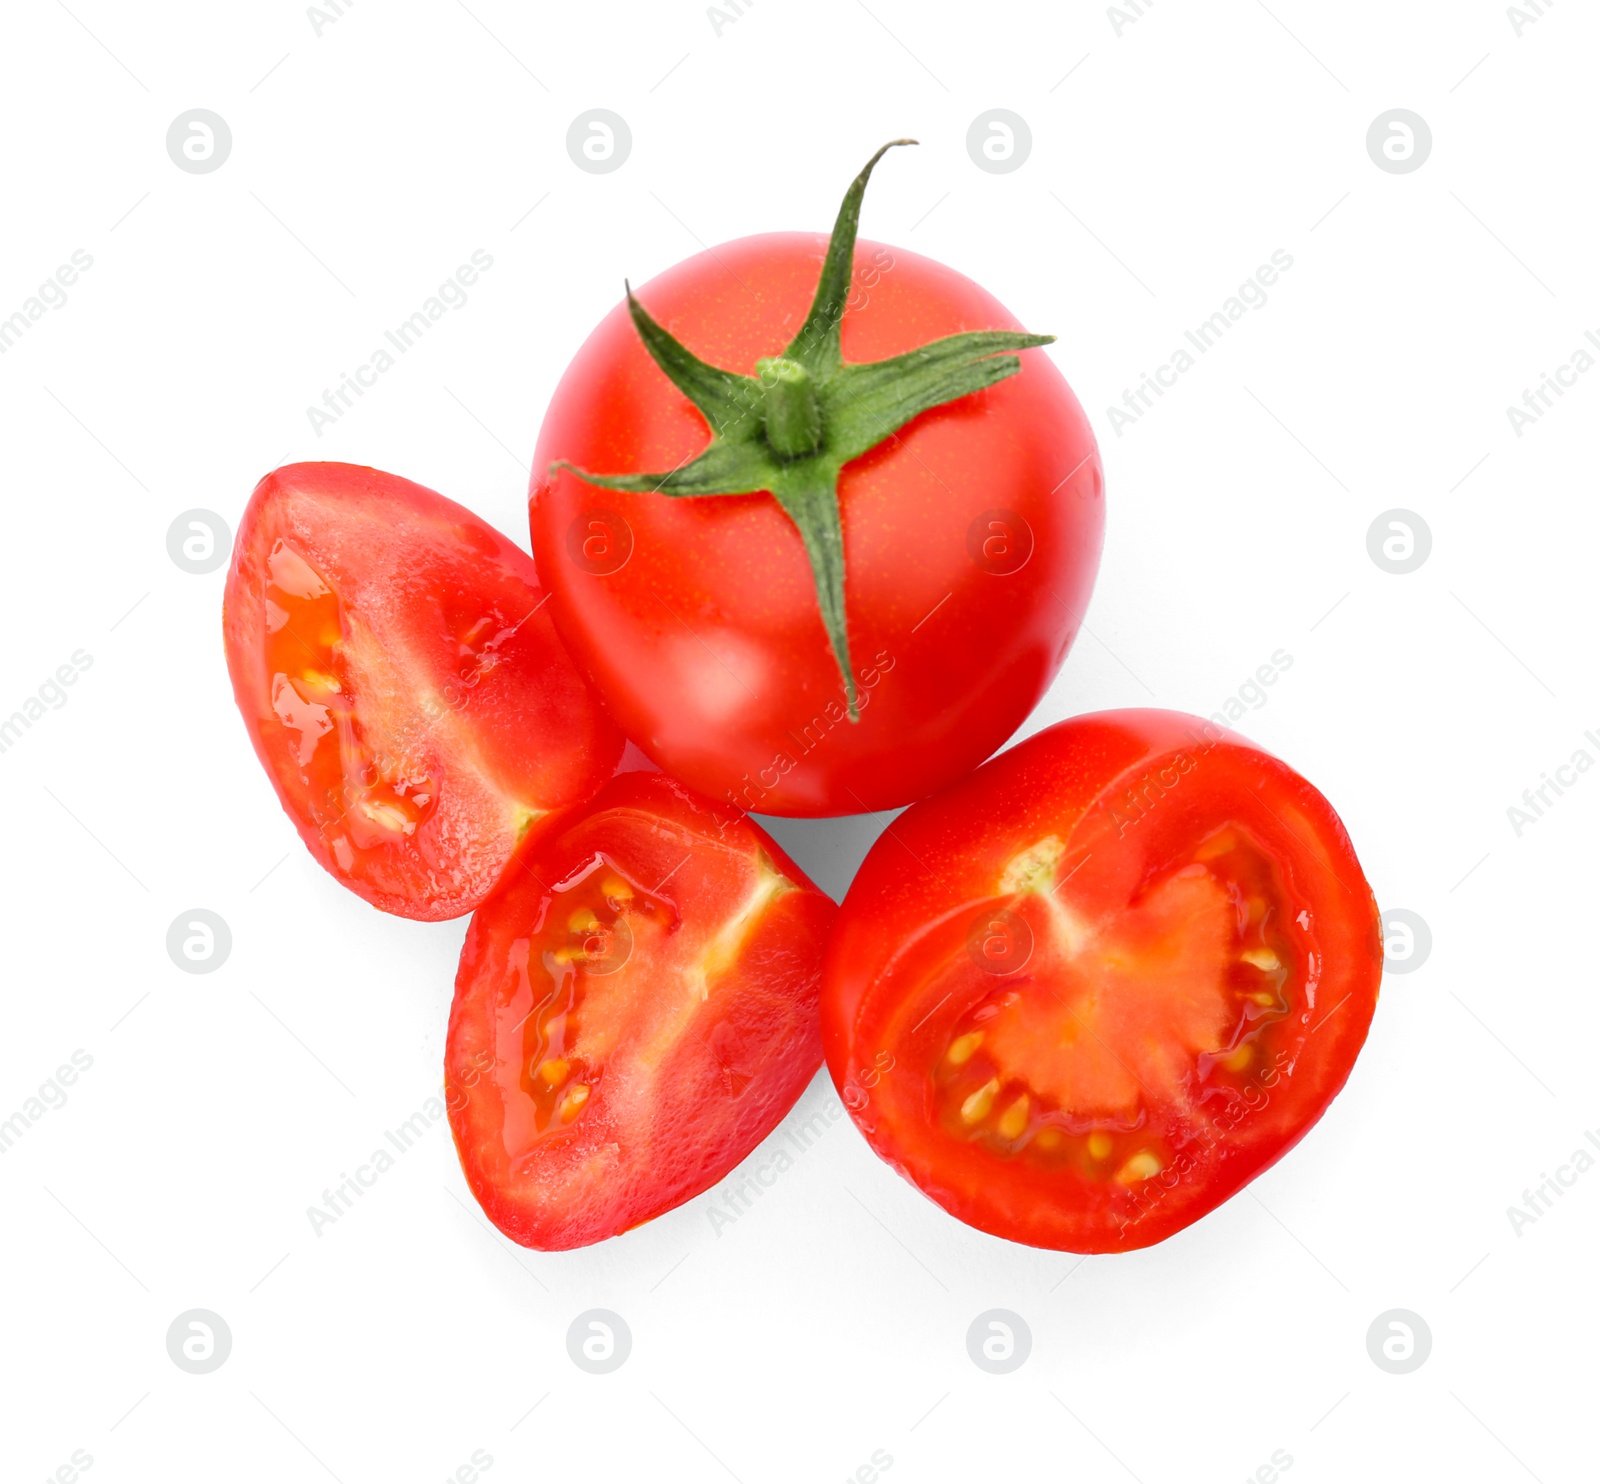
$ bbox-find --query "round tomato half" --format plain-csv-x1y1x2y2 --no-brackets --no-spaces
821,710,1382,1253
529,230,1102,817
446,771,836,1250
223,462,622,921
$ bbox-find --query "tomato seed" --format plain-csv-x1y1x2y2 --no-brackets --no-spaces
945,1031,983,1066
996,1095,1030,1141
559,1085,590,1122
1117,1151,1162,1183
960,1078,1000,1124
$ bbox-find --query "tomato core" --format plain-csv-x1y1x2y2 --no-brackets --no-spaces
261,540,442,866
927,826,1298,1189
481,841,811,1175
506,859,678,1146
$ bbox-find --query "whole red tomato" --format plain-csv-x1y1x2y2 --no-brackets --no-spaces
530,143,1102,817
822,709,1383,1253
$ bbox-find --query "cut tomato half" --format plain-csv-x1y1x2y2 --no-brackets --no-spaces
821,710,1382,1253
223,463,622,920
446,772,837,1250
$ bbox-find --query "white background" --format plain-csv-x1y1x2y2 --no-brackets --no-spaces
1,1,1595,1480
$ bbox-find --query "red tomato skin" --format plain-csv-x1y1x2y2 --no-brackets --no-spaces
223,462,622,921
821,709,1383,1254
446,772,837,1250
530,232,1103,817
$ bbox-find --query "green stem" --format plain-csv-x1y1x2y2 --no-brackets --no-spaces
771,469,858,721
756,357,822,458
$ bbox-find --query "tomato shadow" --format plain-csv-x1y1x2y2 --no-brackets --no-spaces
752,808,903,903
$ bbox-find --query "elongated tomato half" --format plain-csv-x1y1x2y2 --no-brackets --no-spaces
446,772,836,1249
223,463,622,921
821,710,1382,1254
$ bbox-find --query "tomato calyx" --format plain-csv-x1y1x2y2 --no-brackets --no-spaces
548,139,1056,717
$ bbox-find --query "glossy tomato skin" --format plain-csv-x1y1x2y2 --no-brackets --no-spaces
223,463,622,921
530,233,1103,817
822,710,1383,1254
446,771,836,1250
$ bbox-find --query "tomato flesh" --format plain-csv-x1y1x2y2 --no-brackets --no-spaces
931,832,1291,1174
821,710,1382,1253
447,772,837,1250
223,463,623,921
